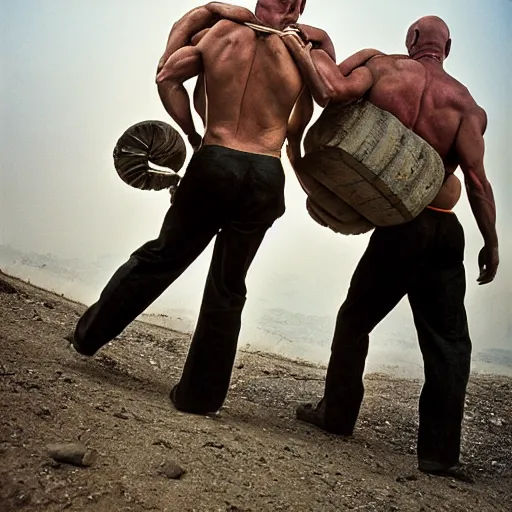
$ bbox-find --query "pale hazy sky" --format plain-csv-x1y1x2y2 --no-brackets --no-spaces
1,1,511,360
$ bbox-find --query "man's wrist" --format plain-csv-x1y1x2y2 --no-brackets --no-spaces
483,234,498,248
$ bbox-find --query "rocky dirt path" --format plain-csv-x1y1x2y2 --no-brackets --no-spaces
1,272,510,511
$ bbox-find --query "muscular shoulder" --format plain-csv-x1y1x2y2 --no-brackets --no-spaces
196,18,254,51
385,53,409,60
443,74,485,119
462,102,488,134
173,2,256,38
191,28,211,45
296,24,336,60
201,18,247,38
364,53,411,72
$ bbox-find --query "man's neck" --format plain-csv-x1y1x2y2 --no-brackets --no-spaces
414,54,445,69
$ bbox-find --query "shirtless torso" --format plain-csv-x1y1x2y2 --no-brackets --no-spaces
362,53,485,209
190,20,304,157
156,1,335,158
282,16,498,282
288,18,499,474
283,41,484,210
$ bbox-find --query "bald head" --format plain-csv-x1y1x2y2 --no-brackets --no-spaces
406,16,451,63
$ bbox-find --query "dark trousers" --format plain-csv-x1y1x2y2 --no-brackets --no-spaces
73,145,285,413
321,208,471,468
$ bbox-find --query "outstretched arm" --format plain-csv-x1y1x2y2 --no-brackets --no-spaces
338,48,386,76
456,107,499,284
281,33,375,107
156,46,203,150
157,2,257,75
286,87,314,169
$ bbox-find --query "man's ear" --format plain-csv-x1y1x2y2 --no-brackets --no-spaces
445,38,452,58
300,0,307,15
406,27,419,50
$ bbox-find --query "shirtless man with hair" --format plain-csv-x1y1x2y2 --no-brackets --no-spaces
69,1,336,416
280,16,499,481
155,1,336,154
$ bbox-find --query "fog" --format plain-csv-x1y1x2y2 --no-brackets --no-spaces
1,0,511,377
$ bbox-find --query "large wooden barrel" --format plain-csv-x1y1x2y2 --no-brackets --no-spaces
295,100,445,233
296,170,374,235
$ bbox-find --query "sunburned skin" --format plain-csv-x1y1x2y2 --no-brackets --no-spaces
281,16,498,283
157,20,305,158
156,1,335,76
155,1,335,157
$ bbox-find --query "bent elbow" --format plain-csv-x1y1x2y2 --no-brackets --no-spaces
314,84,338,107
156,70,176,85
318,89,346,107
315,93,330,108
155,63,165,81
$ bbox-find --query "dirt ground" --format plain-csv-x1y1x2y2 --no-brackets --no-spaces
0,272,511,512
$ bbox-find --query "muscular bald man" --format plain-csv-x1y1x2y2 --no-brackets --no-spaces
281,16,499,481
70,1,335,416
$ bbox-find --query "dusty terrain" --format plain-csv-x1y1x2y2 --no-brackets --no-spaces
0,271,511,512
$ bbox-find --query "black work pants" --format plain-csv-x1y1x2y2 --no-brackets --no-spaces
73,145,285,413
321,208,471,468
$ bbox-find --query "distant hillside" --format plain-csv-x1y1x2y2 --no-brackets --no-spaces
1,244,511,376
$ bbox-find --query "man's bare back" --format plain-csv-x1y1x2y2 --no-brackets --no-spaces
361,54,485,209
365,57,478,168
282,15,498,282
74,0,340,418
190,20,303,157
282,39,478,209
156,1,335,159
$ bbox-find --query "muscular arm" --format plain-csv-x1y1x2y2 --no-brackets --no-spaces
338,48,386,76
281,34,375,107
456,108,499,283
296,24,336,61
156,46,203,146
286,87,314,168
190,30,210,127
193,75,207,127
156,2,257,75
